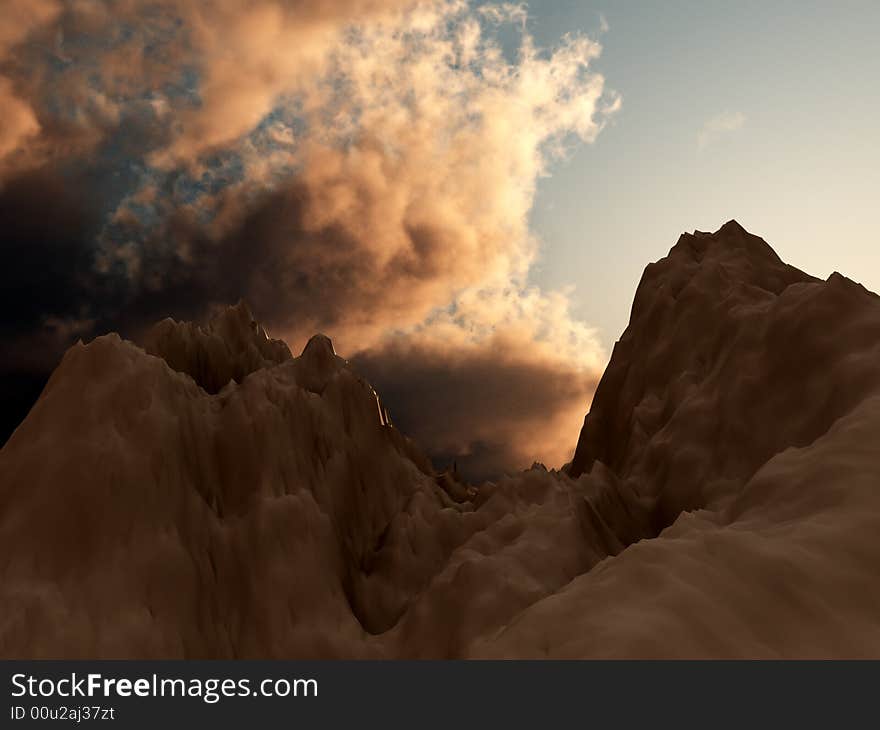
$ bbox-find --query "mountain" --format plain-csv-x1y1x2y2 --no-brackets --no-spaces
1,221,879,658
570,220,879,523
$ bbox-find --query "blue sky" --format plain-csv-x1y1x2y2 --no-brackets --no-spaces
526,0,880,345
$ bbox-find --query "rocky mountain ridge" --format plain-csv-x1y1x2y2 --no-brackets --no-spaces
2,220,879,657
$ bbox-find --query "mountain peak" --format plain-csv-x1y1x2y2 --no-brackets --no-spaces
678,219,780,261
4,225,880,659
718,218,747,234
568,224,879,531
301,333,336,359
141,302,291,392
294,333,347,394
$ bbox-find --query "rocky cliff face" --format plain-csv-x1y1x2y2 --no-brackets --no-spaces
569,220,880,526
2,221,879,658
488,221,880,657
142,301,293,393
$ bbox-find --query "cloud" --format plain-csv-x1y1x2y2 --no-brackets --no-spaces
697,111,746,150
0,0,60,174
0,1,617,476
351,287,604,480
0,167,101,443
0,1,417,182
0,78,40,160
0,168,99,356
102,3,618,342
149,0,419,166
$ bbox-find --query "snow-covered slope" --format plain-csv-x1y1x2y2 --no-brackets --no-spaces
2,221,879,658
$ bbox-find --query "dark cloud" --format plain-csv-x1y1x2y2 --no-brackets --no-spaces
0,371,49,446
351,336,600,482
0,169,96,338
0,166,101,441
89,180,371,342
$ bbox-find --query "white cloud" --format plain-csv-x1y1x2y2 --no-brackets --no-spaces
697,111,746,149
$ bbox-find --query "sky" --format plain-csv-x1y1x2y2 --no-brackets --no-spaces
527,0,880,344
1,0,877,478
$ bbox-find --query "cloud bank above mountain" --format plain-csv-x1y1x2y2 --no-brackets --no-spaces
0,1,618,475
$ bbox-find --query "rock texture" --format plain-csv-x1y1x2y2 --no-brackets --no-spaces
570,220,879,525
142,301,293,393
488,221,880,657
2,220,880,658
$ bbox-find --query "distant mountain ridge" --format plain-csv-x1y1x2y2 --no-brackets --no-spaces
2,221,879,658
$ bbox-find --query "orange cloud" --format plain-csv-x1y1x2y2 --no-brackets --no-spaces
0,0,60,174
351,287,605,478
120,2,616,474
0,78,40,160
149,0,419,165
1,1,619,475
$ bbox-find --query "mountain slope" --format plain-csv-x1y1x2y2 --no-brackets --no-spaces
2,220,879,658
571,220,880,525
0,303,646,657
478,221,880,657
